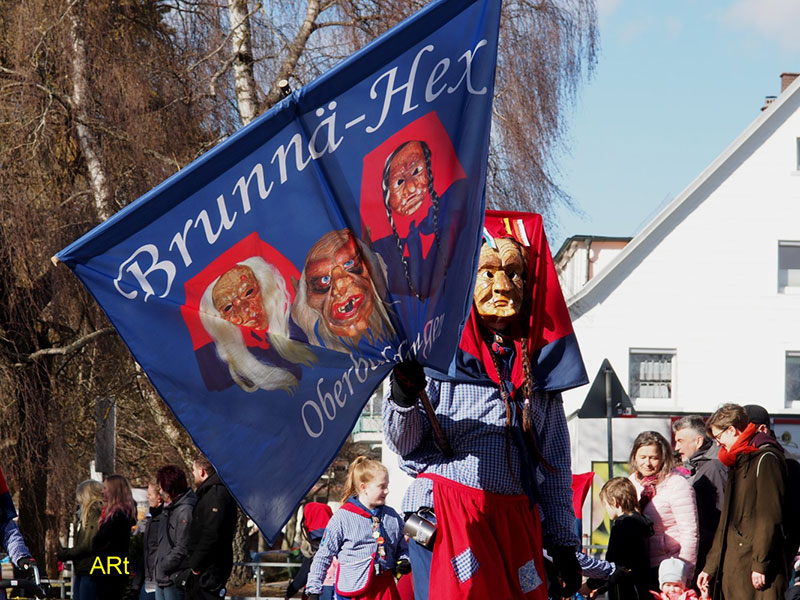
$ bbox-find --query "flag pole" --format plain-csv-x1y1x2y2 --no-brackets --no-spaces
419,390,453,458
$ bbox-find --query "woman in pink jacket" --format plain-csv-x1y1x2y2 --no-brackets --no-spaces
628,431,698,592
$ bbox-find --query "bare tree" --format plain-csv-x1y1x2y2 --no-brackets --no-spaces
0,0,596,582
0,0,215,571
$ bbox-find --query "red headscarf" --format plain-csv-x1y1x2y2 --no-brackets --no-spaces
450,211,588,394
0,467,16,527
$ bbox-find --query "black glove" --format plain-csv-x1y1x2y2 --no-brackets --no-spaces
609,564,631,584
17,556,36,572
550,547,581,597
170,568,192,590
308,595,320,600
391,361,426,407
395,557,412,575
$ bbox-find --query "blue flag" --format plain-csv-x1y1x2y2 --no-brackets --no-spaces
57,0,501,542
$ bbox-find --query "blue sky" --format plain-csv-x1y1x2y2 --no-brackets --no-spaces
551,0,800,250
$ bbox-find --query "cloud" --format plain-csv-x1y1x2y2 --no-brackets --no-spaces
597,0,622,20
723,0,800,51
619,18,651,45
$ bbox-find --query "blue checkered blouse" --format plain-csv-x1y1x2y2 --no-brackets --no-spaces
383,377,578,550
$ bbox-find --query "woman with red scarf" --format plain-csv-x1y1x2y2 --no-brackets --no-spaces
627,431,698,591
698,404,789,600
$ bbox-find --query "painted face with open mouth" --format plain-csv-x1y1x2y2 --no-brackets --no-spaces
305,230,375,339
212,264,269,330
386,141,429,217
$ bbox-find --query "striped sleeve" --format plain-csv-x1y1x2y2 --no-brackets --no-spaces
305,512,344,595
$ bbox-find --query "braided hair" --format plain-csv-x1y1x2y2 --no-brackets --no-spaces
381,140,445,299
488,336,551,476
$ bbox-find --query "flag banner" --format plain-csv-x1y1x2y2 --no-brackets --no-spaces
56,0,501,541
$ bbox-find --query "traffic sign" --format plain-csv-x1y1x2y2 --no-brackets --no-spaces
577,358,635,418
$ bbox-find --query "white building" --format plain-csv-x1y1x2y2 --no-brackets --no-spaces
559,73,800,485
374,72,800,527
555,236,631,299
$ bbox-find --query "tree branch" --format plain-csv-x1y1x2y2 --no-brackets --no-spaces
25,327,115,361
261,0,321,110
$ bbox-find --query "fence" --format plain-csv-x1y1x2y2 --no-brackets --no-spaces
233,561,303,600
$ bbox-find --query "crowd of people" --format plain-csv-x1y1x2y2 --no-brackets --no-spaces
285,402,797,600
57,454,237,600
578,403,799,600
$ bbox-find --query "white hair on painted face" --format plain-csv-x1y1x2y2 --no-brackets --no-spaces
199,256,316,393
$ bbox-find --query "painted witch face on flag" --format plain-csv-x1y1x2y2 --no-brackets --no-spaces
56,0,503,542
183,233,317,394
293,229,395,354
360,111,466,301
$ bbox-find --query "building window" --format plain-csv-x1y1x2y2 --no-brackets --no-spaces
779,242,800,291
797,138,800,170
787,352,800,404
629,350,675,399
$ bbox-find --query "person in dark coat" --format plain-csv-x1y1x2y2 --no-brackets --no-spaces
284,502,334,599
672,415,727,580
745,404,800,565
155,466,196,600
91,474,137,600
135,482,164,600
173,455,238,600
586,477,653,600
59,480,104,600
698,404,789,600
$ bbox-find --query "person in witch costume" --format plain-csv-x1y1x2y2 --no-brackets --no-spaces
305,457,410,600
0,467,36,600
383,211,589,600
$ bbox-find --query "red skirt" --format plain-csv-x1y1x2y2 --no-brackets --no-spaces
336,570,400,600
423,473,547,600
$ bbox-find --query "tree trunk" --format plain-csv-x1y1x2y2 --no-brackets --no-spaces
14,364,51,573
138,371,195,470
229,508,251,587
228,0,259,126
68,0,112,222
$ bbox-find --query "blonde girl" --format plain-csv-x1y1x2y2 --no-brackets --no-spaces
305,457,409,600
58,480,104,600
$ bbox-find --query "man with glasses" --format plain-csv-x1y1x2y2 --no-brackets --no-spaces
697,404,789,600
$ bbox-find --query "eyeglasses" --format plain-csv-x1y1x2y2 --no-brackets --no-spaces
711,426,730,444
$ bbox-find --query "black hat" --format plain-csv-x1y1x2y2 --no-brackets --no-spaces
744,404,771,428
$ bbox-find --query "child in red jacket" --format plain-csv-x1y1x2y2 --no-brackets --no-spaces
650,558,699,600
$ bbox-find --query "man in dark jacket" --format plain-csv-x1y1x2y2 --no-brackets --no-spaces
673,415,727,579
745,404,800,565
175,455,238,600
